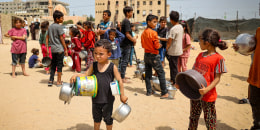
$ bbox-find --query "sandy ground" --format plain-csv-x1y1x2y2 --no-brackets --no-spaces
0,35,253,130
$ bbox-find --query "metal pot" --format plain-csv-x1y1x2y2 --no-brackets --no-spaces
79,51,88,59
137,63,145,72
63,56,73,67
112,103,131,123
59,83,74,104
167,85,177,99
42,57,51,67
235,33,256,56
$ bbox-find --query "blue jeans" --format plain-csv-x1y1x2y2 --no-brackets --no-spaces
144,53,167,95
159,47,166,62
119,47,131,79
129,46,135,65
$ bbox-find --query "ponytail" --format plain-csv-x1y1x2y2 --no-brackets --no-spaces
217,40,228,50
200,28,228,50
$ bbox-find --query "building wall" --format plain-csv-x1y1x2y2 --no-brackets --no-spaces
0,0,69,17
0,14,23,39
95,0,169,26
42,16,87,25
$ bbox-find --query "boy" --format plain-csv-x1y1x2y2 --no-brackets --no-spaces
70,39,128,130
46,10,68,87
157,16,168,67
97,10,113,39
141,14,170,99
166,11,183,84
120,6,136,83
104,28,125,67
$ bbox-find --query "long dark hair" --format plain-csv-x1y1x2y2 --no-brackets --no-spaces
199,29,228,50
70,27,81,38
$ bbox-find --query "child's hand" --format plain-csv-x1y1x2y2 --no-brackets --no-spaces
70,75,77,83
174,83,179,89
232,44,239,51
199,83,208,96
11,36,16,40
120,95,128,103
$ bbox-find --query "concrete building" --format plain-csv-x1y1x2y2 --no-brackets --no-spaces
95,0,170,26
0,0,69,17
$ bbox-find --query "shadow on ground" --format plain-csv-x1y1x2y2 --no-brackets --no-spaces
218,95,240,104
198,118,236,130
59,123,103,130
155,126,174,130
231,74,248,81
124,86,146,95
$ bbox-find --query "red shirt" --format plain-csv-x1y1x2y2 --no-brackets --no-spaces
193,52,227,102
8,28,27,54
79,29,85,43
84,29,95,50
141,28,161,54
71,37,82,52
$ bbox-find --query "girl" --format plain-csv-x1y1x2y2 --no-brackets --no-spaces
39,21,51,74
28,48,43,68
4,18,29,78
176,29,228,129
128,23,138,67
178,21,191,72
70,27,82,73
83,21,95,70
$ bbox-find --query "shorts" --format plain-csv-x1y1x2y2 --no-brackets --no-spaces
12,53,26,65
92,101,114,125
159,48,166,62
33,62,42,68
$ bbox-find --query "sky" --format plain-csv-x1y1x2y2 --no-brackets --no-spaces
0,0,259,20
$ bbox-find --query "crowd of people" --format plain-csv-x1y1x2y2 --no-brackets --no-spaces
4,6,260,130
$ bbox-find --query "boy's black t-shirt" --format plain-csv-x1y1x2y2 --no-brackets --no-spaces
34,22,40,29
120,18,133,49
92,62,115,103
157,27,168,48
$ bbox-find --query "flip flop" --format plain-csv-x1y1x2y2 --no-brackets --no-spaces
239,98,249,104
48,81,53,87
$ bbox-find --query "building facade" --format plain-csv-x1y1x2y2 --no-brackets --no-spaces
0,0,69,17
95,0,169,26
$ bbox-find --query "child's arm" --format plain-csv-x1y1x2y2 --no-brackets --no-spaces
11,35,26,40
46,34,49,55
60,35,68,56
126,32,136,45
199,73,221,96
37,58,42,63
116,30,125,44
4,32,10,37
153,33,162,49
158,37,168,42
113,65,128,103
70,63,94,83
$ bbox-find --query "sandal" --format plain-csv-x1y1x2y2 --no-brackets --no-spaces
48,81,53,87
239,98,249,104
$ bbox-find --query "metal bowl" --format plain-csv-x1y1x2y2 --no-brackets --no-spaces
63,56,73,67
59,82,74,104
79,51,88,59
235,33,256,56
112,103,131,122
42,57,51,67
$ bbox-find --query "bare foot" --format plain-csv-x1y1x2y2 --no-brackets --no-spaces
46,71,50,74
122,78,131,83
161,93,169,98
23,73,29,76
12,74,16,78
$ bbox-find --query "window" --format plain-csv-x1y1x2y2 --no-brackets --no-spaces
116,10,118,14
158,0,161,5
124,1,126,6
149,10,152,14
116,1,119,5
150,1,152,5
143,1,146,5
103,3,105,5
137,10,140,14
137,1,139,5
157,10,161,16
143,10,146,16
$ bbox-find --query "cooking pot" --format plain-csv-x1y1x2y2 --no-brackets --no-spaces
74,75,98,97
112,103,131,122
137,63,145,72
42,57,51,67
167,85,177,99
63,56,73,67
59,82,74,104
79,51,88,59
234,33,256,56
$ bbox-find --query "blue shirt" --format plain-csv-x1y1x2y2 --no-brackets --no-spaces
104,29,125,59
28,55,38,68
99,21,113,39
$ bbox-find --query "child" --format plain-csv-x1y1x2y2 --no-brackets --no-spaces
97,10,113,39
76,21,85,47
4,18,29,78
83,21,95,70
46,10,68,87
157,16,168,67
70,39,128,130
178,20,191,72
70,27,82,73
65,40,72,56
166,11,184,84
104,28,125,67
28,48,43,68
141,14,169,99
176,29,228,129
120,6,136,83
128,23,138,67
39,21,51,74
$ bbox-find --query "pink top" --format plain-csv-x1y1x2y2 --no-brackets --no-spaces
180,33,191,58
8,28,27,54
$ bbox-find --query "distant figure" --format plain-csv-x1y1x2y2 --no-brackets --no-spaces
24,17,29,37
70,27,82,73
34,19,40,40
4,18,29,78
97,10,113,40
28,48,43,68
83,21,95,70
157,16,168,68
30,22,35,40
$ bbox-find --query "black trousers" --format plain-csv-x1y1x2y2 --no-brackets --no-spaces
249,84,260,130
168,56,179,84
